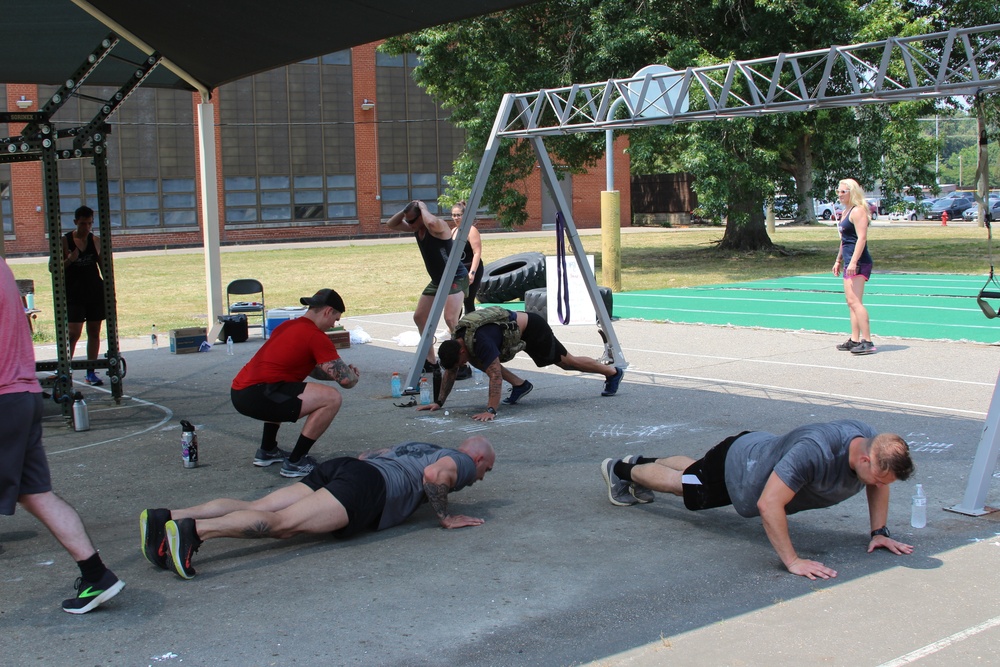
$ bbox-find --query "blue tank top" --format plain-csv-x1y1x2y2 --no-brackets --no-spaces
838,207,872,265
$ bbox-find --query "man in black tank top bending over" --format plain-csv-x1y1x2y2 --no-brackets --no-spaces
387,200,469,380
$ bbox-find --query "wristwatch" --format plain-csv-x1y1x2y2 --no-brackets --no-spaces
870,526,890,539
485,407,497,416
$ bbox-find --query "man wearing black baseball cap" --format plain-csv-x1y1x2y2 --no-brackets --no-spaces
230,288,360,478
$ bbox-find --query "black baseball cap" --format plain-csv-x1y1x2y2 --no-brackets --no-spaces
300,288,346,312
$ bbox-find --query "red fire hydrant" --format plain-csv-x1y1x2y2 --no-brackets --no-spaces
941,210,949,226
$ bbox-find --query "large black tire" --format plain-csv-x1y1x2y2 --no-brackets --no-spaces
477,252,547,303
524,286,613,320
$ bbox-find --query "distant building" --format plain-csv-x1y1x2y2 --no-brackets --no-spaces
2,42,629,256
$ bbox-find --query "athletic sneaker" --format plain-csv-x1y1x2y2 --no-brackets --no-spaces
456,364,473,381
253,446,289,467
84,371,104,386
62,569,125,614
622,455,655,504
165,518,202,580
502,380,533,405
601,457,637,506
836,338,860,351
602,367,625,397
851,340,876,355
140,508,172,569
280,454,317,478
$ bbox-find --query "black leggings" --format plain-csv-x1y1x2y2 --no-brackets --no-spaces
464,265,482,315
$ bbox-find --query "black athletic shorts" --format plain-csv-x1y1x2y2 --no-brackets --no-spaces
681,431,752,511
521,312,568,367
66,283,106,323
301,457,387,538
0,392,52,515
230,382,306,423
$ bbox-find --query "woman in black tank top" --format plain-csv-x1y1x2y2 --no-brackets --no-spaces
833,179,875,355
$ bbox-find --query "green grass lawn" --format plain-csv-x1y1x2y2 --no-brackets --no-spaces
11,224,996,343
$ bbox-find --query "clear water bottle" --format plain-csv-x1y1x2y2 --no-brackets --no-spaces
419,376,432,405
151,323,158,350
911,483,927,528
472,366,484,385
391,372,402,398
227,335,234,355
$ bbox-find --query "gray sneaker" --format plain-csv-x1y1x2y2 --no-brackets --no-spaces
601,458,637,506
850,340,876,355
622,455,655,504
280,455,317,478
253,446,289,467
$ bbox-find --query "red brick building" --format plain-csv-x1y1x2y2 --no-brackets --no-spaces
2,42,629,256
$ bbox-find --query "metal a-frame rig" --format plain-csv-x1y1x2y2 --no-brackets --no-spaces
413,23,1000,513
0,34,161,413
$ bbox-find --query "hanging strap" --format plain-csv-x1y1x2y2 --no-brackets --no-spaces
977,219,1000,318
555,211,570,324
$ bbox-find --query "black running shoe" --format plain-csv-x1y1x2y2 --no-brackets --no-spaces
165,518,202,580
836,338,860,351
850,340,876,355
456,364,473,381
502,380,533,405
62,569,125,614
140,508,171,570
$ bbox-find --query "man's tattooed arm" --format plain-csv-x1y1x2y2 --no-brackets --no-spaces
311,358,360,387
423,480,451,524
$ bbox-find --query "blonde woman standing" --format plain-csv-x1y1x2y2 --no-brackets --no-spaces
833,179,875,355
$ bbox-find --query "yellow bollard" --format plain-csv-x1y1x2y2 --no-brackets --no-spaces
601,191,622,292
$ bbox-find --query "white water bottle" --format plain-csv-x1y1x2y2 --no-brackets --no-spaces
472,366,484,385
151,324,158,350
911,484,927,528
227,335,234,355
419,376,432,405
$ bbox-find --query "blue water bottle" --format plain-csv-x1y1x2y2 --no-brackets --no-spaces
391,372,402,398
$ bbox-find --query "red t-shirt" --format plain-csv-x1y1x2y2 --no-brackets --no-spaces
232,316,340,390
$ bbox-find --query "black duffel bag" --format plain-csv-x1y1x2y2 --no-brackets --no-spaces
217,313,249,343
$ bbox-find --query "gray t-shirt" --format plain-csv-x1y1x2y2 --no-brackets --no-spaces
364,442,478,530
724,420,877,517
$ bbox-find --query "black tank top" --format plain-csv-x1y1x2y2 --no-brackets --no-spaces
416,229,468,283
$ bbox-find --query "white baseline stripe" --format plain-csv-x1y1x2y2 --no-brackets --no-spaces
875,615,1000,667
48,393,174,455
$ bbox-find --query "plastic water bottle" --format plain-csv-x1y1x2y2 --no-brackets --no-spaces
180,420,199,468
72,392,90,432
419,376,432,405
472,367,484,385
151,324,158,350
911,484,927,528
391,372,402,398
227,335,234,355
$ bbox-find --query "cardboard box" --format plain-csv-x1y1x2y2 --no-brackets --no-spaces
170,327,208,354
327,327,351,349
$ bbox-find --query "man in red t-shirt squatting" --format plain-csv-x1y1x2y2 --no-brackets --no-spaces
230,288,360,478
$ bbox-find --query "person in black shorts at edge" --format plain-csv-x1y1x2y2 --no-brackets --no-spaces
418,306,625,422
600,419,915,580
1,257,124,613
230,288,360,479
139,437,495,579
62,205,107,385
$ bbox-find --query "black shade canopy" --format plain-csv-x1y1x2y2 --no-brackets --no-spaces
2,0,540,92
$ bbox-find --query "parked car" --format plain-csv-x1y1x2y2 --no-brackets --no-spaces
814,200,837,220
833,201,879,221
926,197,972,221
962,197,1000,222
888,195,936,221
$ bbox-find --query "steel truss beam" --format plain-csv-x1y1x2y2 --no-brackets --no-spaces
494,24,1000,137
0,33,161,413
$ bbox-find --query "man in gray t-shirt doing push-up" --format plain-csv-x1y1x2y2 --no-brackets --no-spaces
600,420,915,580
140,436,495,580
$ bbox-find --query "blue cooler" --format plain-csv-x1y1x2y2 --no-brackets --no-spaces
265,307,307,338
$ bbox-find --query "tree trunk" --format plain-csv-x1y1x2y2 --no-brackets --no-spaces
975,93,989,228
792,134,816,223
719,175,773,251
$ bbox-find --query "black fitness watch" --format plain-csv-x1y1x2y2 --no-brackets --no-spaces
870,526,890,539
485,407,497,416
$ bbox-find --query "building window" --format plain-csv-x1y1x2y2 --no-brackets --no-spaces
39,84,198,232
219,49,358,227
376,52,466,218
